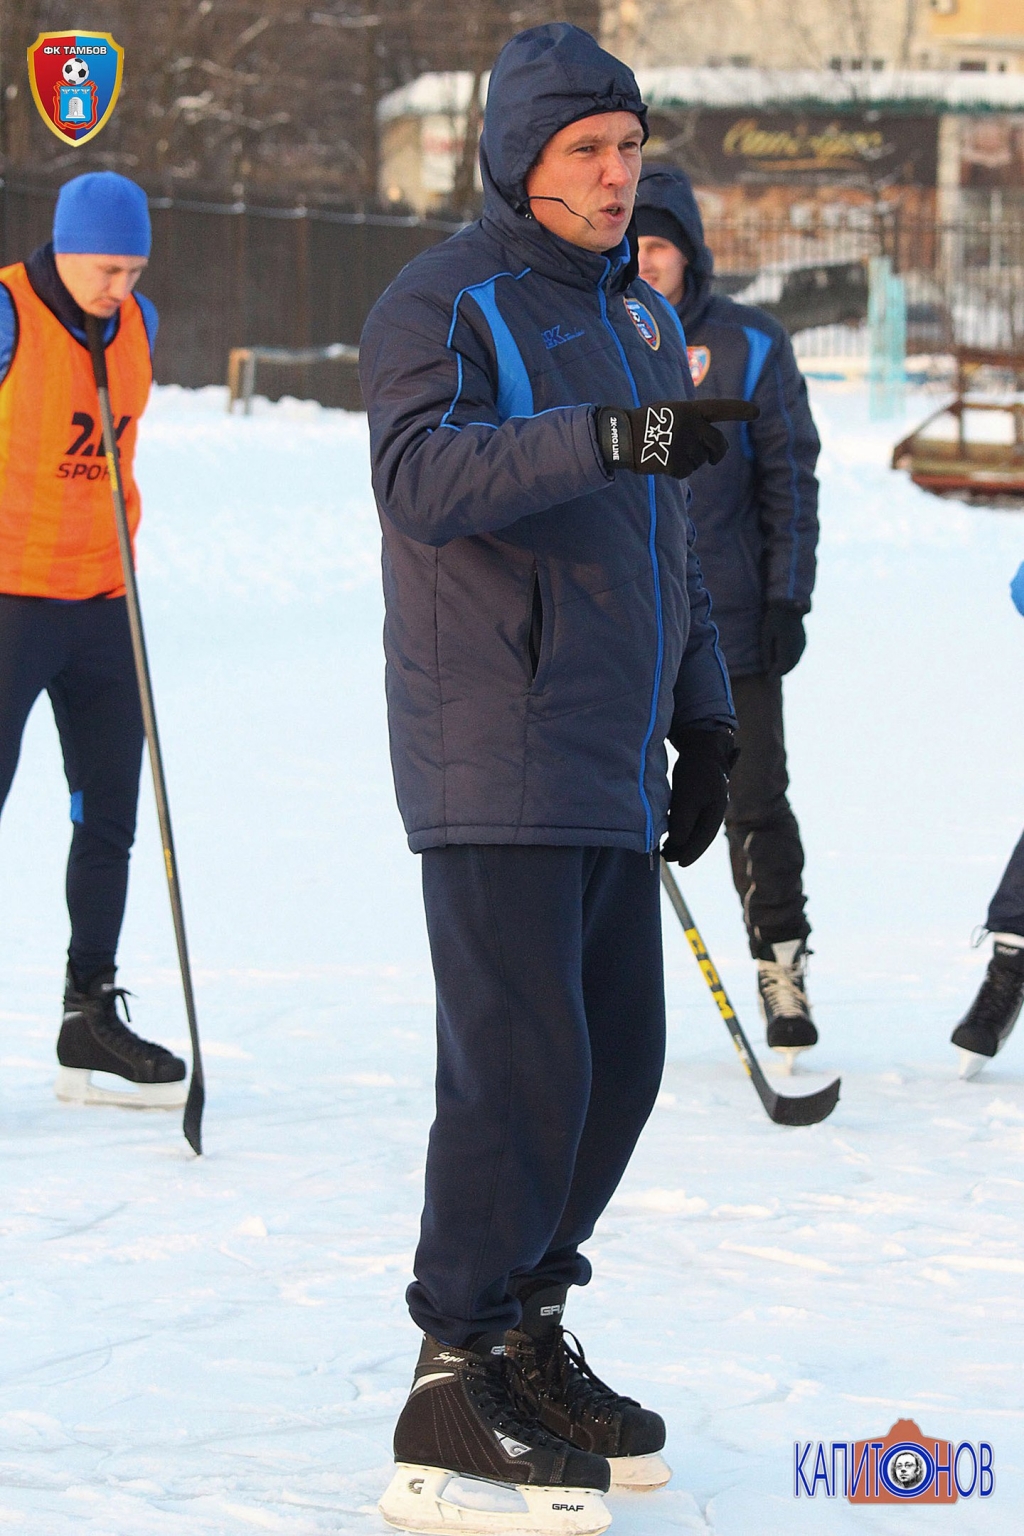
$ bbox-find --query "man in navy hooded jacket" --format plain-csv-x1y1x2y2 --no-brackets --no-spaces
362,25,755,1519
635,164,822,1063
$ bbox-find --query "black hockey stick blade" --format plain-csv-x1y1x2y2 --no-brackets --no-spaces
660,860,840,1127
760,1065,841,1126
183,1069,205,1156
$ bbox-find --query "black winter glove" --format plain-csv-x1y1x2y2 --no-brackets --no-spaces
760,601,807,676
662,728,738,866
597,398,759,479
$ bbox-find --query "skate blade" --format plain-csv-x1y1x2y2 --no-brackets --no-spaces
607,1450,671,1490
379,1464,611,1535
769,1045,812,1076
55,1066,187,1110
957,1048,991,1081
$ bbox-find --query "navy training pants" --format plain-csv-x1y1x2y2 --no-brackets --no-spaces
0,594,144,983
987,828,1024,938
725,671,811,955
410,844,666,1345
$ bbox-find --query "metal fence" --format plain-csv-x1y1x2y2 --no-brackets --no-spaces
1,181,1021,403
702,211,1024,361
0,180,460,410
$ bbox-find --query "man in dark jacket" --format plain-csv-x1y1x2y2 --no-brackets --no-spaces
635,164,822,1067
361,24,753,1532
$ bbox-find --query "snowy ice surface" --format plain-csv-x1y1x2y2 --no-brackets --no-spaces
1,381,1022,1534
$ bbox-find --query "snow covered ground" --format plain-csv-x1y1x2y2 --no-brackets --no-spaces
1,380,1022,1534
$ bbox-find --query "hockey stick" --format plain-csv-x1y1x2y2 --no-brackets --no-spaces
660,860,840,1126
86,315,205,1155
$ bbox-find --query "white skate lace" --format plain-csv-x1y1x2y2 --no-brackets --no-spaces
758,957,809,1021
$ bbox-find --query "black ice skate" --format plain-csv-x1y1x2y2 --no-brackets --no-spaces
56,968,187,1109
379,1333,611,1536
951,935,1024,1080
507,1284,670,1492
756,938,817,1072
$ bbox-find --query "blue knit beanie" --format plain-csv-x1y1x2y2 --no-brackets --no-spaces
53,172,151,258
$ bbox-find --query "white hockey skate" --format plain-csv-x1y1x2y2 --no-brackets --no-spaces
506,1284,670,1492
757,939,817,1073
379,1464,611,1535
381,1334,612,1536
606,1451,671,1490
56,970,187,1109
55,1065,187,1109
952,935,1024,1079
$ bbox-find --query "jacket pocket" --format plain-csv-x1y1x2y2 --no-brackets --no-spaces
527,569,544,681
526,566,555,691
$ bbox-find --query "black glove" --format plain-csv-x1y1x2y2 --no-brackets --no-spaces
597,398,758,479
662,728,738,866
760,601,807,676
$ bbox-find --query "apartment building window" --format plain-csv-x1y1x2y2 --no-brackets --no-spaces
959,59,987,71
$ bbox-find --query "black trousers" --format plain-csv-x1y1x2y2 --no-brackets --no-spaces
987,829,1024,937
724,671,810,957
411,844,666,1345
0,594,144,983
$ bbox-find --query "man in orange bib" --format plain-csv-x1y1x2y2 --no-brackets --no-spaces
0,171,186,1109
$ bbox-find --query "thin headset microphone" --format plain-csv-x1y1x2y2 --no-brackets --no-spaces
524,195,596,230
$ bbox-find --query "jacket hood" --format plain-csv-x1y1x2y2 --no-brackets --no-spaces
635,163,714,316
480,24,648,214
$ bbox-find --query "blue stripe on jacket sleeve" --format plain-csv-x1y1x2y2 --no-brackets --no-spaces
440,269,532,427
0,285,17,385
740,325,773,459
467,278,534,421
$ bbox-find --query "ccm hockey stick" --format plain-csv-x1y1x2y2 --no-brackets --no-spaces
86,316,205,1155
660,860,840,1126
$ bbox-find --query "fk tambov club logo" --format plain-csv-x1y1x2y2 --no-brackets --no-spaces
27,32,123,147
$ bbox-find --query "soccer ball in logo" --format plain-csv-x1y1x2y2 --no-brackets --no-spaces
62,57,90,85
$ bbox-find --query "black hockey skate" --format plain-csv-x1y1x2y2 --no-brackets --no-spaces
379,1333,611,1535
56,968,187,1109
506,1284,670,1492
951,936,1024,1080
756,938,817,1072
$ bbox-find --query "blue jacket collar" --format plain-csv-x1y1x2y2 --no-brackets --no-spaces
480,181,636,293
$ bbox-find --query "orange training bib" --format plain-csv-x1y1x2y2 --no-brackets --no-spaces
0,262,152,599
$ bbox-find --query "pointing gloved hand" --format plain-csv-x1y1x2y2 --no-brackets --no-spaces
661,727,738,867
597,398,759,479
760,600,808,676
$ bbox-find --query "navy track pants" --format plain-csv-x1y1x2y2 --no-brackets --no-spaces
987,828,1024,938
410,844,666,1345
0,594,144,983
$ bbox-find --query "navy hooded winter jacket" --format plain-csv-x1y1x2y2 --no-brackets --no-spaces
635,165,820,676
360,26,735,855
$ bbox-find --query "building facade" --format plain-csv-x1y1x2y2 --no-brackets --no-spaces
599,0,1023,74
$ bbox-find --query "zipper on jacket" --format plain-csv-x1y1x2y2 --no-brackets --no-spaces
597,262,665,854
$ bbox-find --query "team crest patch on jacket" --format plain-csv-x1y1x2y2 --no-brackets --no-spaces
687,345,711,386
623,297,660,351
